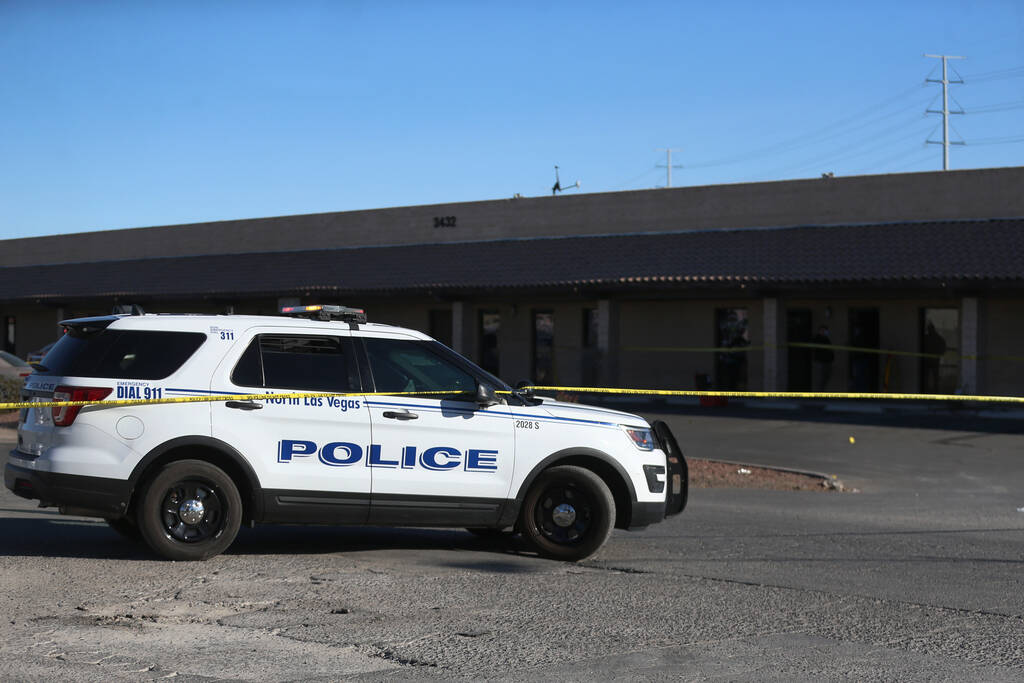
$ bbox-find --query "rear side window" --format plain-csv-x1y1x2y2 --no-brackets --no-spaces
231,334,358,392
37,330,207,380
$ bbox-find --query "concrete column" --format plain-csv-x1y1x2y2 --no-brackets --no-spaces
597,299,619,386
451,301,465,354
763,298,779,391
961,297,978,394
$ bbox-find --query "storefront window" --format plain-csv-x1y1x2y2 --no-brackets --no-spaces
478,311,500,376
429,309,453,347
715,308,749,390
4,316,14,354
533,311,555,384
582,308,599,385
921,308,959,393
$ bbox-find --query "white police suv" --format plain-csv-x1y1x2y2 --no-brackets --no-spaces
6,305,687,561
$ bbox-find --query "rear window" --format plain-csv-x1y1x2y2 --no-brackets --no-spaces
36,330,207,380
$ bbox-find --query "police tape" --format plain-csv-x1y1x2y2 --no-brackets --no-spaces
3,386,1024,412
0,390,451,411
525,385,1024,404
624,342,1024,362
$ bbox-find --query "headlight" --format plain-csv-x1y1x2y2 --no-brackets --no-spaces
622,426,656,451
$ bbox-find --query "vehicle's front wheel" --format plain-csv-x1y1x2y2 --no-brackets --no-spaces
519,465,615,561
136,460,242,561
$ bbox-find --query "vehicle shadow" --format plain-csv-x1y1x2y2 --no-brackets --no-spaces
0,513,530,563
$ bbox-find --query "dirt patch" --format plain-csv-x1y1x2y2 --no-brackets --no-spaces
690,458,845,492
0,410,17,427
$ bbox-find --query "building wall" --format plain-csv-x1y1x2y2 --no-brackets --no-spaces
3,167,1023,268
8,293,1024,398
981,299,1024,397
3,305,65,359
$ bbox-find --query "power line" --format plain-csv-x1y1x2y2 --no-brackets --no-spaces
684,83,930,169
611,166,659,191
966,135,1024,146
758,112,933,177
967,99,1024,114
959,65,1024,83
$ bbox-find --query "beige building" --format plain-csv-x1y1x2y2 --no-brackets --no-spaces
2,166,1023,396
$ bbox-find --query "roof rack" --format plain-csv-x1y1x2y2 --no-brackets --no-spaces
280,304,367,324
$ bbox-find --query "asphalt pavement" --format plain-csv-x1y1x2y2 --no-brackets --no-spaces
1,411,1022,680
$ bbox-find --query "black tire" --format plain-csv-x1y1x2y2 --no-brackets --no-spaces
136,459,242,561
519,465,615,561
105,516,142,541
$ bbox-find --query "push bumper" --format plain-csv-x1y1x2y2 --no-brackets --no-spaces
5,451,130,517
652,420,688,516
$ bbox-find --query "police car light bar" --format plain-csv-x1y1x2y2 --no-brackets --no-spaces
280,304,368,324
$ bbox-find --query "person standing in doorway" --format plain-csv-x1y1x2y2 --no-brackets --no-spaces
812,325,835,392
922,321,947,393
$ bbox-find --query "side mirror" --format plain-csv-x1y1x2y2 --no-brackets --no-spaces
475,383,500,407
514,380,535,398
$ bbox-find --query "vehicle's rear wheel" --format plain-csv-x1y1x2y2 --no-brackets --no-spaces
136,459,242,561
519,465,615,561
104,516,142,540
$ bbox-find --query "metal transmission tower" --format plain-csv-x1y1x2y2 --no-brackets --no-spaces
656,148,683,187
925,54,965,170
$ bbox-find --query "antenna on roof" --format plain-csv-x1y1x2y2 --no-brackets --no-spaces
552,165,581,195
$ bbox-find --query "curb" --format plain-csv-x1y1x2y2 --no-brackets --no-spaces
696,457,847,491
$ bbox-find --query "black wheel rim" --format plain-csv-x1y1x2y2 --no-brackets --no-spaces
160,479,225,543
534,481,595,546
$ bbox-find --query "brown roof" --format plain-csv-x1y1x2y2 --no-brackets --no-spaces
1,218,1022,301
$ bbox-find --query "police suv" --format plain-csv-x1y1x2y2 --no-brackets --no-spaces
5,305,687,561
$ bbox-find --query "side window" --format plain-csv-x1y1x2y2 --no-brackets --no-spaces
364,338,477,398
231,334,356,392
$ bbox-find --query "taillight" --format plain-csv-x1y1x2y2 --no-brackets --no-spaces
52,386,112,427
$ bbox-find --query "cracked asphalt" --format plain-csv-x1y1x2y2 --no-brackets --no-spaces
1,411,1023,681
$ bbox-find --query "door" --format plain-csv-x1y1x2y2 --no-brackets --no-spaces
848,309,879,392
786,309,813,391
920,308,959,393
715,308,750,390
357,333,516,527
210,328,372,523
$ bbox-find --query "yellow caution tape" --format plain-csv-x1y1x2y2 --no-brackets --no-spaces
524,385,1024,405
3,385,1024,412
624,342,1024,363
0,390,455,411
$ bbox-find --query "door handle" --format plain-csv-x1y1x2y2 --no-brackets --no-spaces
382,410,418,421
226,401,263,411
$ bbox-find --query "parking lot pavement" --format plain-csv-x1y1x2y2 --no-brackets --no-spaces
2,415,1023,680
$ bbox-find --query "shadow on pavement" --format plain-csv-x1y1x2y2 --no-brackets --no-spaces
0,513,529,562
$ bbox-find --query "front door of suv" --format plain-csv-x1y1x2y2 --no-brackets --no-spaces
210,328,372,524
356,333,516,527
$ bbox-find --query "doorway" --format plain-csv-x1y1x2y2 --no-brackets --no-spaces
786,309,813,391
920,308,959,393
848,308,879,392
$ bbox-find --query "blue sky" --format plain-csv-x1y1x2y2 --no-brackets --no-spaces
1,1,1022,239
